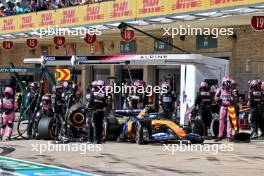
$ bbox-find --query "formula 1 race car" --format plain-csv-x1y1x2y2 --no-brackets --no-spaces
106,107,204,144
146,111,204,144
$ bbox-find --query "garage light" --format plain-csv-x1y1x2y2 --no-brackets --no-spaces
250,4,264,9
192,11,224,18
220,8,246,15
127,20,149,26
105,23,121,27
241,8,261,13
170,15,198,21
170,15,190,20
148,18,166,22
184,15,198,21
160,18,175,23
29,30,42,36
1,34,16,39
15,33,31,38
148,18,175,24
90,25,109,30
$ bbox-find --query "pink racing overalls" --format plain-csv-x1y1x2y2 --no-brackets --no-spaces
216,88,233,138
0,98,17,139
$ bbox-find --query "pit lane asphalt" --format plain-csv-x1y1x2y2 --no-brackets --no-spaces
1,139,264,176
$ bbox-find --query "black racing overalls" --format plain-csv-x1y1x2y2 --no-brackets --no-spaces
195,90,212,135
248,90,263,137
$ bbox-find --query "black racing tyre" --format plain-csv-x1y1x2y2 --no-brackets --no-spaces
103,116,120,141
38,117,56,140
190,138,204,144
135,121,149,145
210,118,220,139
190,119,205,137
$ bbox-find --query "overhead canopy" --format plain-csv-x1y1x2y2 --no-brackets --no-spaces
23,54,228,69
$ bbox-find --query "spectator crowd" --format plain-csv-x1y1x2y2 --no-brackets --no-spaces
0,0,110,17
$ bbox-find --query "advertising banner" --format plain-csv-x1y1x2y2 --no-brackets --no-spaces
0,0,263,35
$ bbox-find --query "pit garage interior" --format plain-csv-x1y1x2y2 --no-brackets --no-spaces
24,54,229,124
